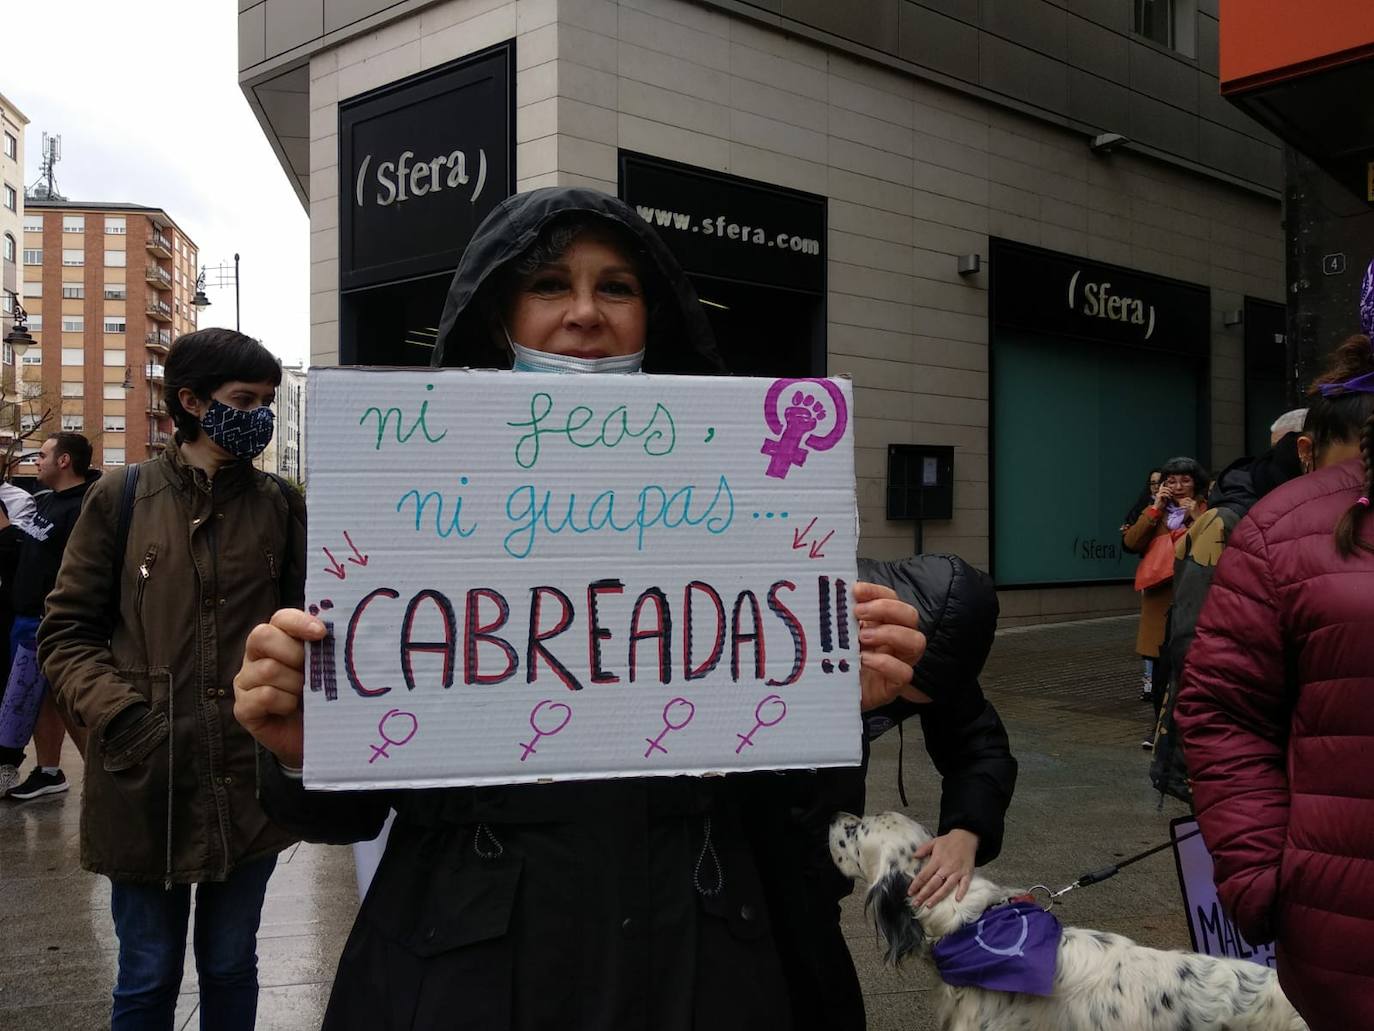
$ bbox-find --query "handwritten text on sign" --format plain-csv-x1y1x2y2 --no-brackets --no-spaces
303,369,861,789
1172,817,1276,968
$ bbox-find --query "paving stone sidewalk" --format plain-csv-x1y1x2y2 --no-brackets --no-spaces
1,614,1189,1029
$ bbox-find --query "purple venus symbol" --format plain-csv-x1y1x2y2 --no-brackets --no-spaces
760,378,849,480
368,708,418,764
644,697,696,758
735,694,788,754
519,699,572,761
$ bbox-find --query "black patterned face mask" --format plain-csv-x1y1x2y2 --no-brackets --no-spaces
201,400,275,460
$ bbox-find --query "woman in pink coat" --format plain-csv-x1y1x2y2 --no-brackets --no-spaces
1177,329,1374,1030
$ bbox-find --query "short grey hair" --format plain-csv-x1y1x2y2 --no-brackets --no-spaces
1270,408,1308,436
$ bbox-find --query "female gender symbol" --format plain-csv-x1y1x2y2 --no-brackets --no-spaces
735,694,788,754
368,708,418,764
519,699,572,761
644,697,695,758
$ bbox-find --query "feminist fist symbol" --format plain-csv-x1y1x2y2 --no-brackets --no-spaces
760,378,849,480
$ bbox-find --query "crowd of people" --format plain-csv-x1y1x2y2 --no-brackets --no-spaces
0,188,1369,1030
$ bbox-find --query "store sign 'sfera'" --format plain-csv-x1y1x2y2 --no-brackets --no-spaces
353,147,489,209
1068,270,1157,340
338,45,513,292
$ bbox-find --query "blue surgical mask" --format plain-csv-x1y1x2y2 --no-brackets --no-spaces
201,400,275,460
506,328,644,375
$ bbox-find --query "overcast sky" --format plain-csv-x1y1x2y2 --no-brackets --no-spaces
9,0,310,367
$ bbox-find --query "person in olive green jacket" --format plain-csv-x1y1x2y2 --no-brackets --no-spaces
38,328,305,1031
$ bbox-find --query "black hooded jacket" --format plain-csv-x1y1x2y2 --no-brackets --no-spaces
5,470,101,617
262,189,1015,1031
1150,435,1303,801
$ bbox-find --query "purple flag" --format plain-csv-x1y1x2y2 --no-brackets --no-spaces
931,900,1062,996
1361,258,1374,341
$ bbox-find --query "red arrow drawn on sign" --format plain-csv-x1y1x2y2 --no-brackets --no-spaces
791,517,818,550
343,530,369,567
808,530,835,559
322,547,347,580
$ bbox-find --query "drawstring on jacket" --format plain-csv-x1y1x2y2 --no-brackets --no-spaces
693,817,723,897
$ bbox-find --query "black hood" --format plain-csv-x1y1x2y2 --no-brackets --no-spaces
430,187,724,375
1206,432,1304,516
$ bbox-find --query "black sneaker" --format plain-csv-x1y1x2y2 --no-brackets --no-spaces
9,768,68,800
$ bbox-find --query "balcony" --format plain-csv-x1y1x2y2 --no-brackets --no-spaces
145,297,172,322
146,230,172,258
149,430,172,450
146,361,166,381
146,398,168,417
145,329,171,350
144,264,171,290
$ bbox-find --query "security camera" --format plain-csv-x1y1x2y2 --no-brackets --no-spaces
1089,132,1129,154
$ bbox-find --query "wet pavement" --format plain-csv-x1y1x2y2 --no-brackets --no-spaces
2,614,1189,1029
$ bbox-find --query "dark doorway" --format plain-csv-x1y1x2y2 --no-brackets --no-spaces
341,273,452,367
688,274,824,377
1243,297,1289,456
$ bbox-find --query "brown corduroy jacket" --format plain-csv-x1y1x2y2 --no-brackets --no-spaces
38,443,304,884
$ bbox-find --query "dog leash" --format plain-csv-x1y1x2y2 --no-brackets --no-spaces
1029,827,1201,906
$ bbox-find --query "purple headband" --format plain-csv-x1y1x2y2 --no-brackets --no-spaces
1320,260,1374,397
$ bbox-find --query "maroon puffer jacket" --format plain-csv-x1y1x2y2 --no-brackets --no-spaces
1177,457,1374,1030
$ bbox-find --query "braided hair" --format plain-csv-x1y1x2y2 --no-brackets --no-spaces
1305,334,1374,557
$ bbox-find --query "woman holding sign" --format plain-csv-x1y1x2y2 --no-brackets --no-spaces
234,188,1001,1031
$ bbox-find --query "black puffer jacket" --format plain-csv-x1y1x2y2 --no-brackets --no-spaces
860,554,1016,864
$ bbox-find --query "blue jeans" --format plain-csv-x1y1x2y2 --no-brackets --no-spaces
110,855,278,1031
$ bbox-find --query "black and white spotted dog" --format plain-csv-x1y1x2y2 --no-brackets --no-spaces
830,812,1306,1031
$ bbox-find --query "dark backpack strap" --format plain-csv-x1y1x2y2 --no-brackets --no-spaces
109,464,141,632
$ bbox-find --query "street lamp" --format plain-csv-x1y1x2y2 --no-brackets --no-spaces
196,253,241,331
2,291,32,356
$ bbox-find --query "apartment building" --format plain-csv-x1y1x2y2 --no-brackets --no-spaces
20,200,197,472
278,363,306,482
0,93,27,445
241,0,1288,623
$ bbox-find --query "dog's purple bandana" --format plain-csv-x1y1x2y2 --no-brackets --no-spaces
931,900,1062,997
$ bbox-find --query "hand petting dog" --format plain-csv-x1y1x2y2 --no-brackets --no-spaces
909,828,979,906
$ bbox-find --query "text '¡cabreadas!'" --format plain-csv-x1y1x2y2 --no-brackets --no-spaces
311,574,857,698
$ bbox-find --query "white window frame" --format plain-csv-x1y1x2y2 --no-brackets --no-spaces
62,316,84,333
61,347,83,367
24,281,41,298
105,216,126,235
103,383,125,400
103,348,125,367
23,248,41,265
103,317,126,334
104,415,126,432
104,447,126,466
3,184,15,212
60,414,83,431
62,284,85,300
2,233,14,263
21,352,42,365
104,249,126,268
62,248,84,267
22,214,42,233
61,381,83,397
104,285,127,301
62,215,85,234
3,133,15,160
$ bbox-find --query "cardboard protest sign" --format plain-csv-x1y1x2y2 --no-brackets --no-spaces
1171,817,1276,968
303,368,862,789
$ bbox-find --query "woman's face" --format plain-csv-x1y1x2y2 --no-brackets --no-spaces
1148,472,1162,494
505,230,648,359
1162,473,1195,500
